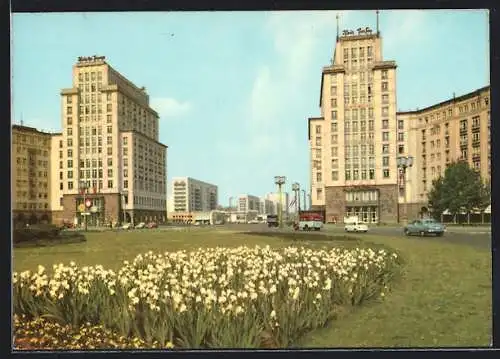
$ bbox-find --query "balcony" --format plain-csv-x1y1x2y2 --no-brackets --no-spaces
472,139,480,147
472,124,480,133
472,153,481,161
460,141,468,149
459,127,467,135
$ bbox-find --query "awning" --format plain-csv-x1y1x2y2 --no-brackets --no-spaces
484,205,491,214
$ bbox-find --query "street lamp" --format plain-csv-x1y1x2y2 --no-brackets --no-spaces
397,155,414,224
292,182,300,219
274,176,286,229
79,181,88,232
121,191,128,225
301,189,306,211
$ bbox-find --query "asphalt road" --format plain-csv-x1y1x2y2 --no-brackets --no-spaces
218,223,491,251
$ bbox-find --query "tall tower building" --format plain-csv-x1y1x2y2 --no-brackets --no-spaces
308,13,398,224
55,55,168,226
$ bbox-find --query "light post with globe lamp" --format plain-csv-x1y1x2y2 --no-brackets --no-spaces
274,176,286,229
397,155,414,225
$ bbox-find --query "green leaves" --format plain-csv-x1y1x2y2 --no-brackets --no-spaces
428,160,490,218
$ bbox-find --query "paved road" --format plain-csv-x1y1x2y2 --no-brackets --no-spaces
219,223,491,251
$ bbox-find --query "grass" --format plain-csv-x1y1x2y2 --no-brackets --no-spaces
12,227,492,347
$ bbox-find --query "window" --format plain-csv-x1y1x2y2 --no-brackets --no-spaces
67,138,73,147
107,180,113,188
331,111,337,120
382,132,389,141
67,171,73,179
345,170,351,180
331,171,338,181
382,119,389,129
107,147,113,155
382,144,389,154
368,108,374,119
315,125,321,134
398,120,404,130
108,169,113,177
331,86,337,96
316,172,322,182
331,158,338,168
315,137,321,146
381,81,388,91
107,158,113,166
367,46,372,57
398,145,404,154
68,181,73,190
66,106,72,115
315,149,321,158
383,169,390,178
316,188,323,200
124,180,128,189
369,169,375,179
331,98,337,107
67,149,73,157
331,122,338,132
107,115,112,123
382,156,389,167
124,169,128,178
382,94,389,104
398,132,404,142
382,107,389,116
107,126,113,134
107,104,112,112
353,170,359,180
382,70,388,79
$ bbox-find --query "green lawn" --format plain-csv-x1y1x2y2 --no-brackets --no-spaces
13,228,492,347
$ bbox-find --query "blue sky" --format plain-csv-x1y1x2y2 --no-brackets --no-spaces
11,10,489,205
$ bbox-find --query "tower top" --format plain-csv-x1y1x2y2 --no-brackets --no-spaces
376,10,380,36
336,13,340,41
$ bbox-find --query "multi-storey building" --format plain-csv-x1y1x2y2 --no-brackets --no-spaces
11,125,53,226
171,177,218,212
54,55,168,226
398,86,490,218
265,192,290,217
259,198,275,215
308,22,398,224
237,194,260,213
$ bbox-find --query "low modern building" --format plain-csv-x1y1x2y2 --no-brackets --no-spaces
171,177,218,213
11,124,54,226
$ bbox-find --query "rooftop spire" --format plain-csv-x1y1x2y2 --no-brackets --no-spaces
376,10,380,36
336,13,340,41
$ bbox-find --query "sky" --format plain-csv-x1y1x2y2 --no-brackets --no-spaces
11,10,489,206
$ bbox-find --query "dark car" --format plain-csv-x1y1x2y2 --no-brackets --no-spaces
404,218,445,237
267,215,279,228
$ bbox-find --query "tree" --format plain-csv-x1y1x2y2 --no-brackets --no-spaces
427,160,490,219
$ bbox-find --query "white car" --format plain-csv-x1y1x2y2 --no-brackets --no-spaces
344,223,369,233
121,223,132,230
134,222,146,229
248,219,260,224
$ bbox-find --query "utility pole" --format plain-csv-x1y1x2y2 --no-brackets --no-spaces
274,176,286,229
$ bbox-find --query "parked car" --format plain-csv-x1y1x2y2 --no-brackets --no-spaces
147,222,158,229
134,222,146,229
344,215,368,233
121,223,132,230
404,218,445,237
248,219,260,224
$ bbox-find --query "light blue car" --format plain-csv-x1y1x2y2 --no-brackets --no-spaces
404,218,445,237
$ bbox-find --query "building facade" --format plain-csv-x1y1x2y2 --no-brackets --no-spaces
11,125,54,226
265,192,290,217
308,25,399,224
398,86,491,219
259,198,275,215
171,177,218,213
237,194,260,213
54,55,168,226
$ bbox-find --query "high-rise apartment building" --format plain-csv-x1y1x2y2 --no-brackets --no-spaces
398,86,490,218
308,21,398,224
54,55,168,226
171,177,218,212
11,125,54,226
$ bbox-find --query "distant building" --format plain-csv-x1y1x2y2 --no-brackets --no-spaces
11,124,54,226
237,194,260,213
259,197,275,215
171,177,218,212
266,192,290,217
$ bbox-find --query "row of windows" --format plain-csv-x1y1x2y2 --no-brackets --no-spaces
343,46,374,59
13,135,50,146
417,96,489,125
16,203,49,210
316,168,392,182
78,71,103,82
15,191,49,199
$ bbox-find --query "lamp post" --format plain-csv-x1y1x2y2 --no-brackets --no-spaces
274,176,286,229
397,155,414,225
292,182,300,220
121,191,128,225
79,181,88,232
301,189,306,211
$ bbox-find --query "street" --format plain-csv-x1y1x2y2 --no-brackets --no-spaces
218,223,492,251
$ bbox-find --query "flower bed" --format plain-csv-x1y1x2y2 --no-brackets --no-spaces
13,245,402,349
